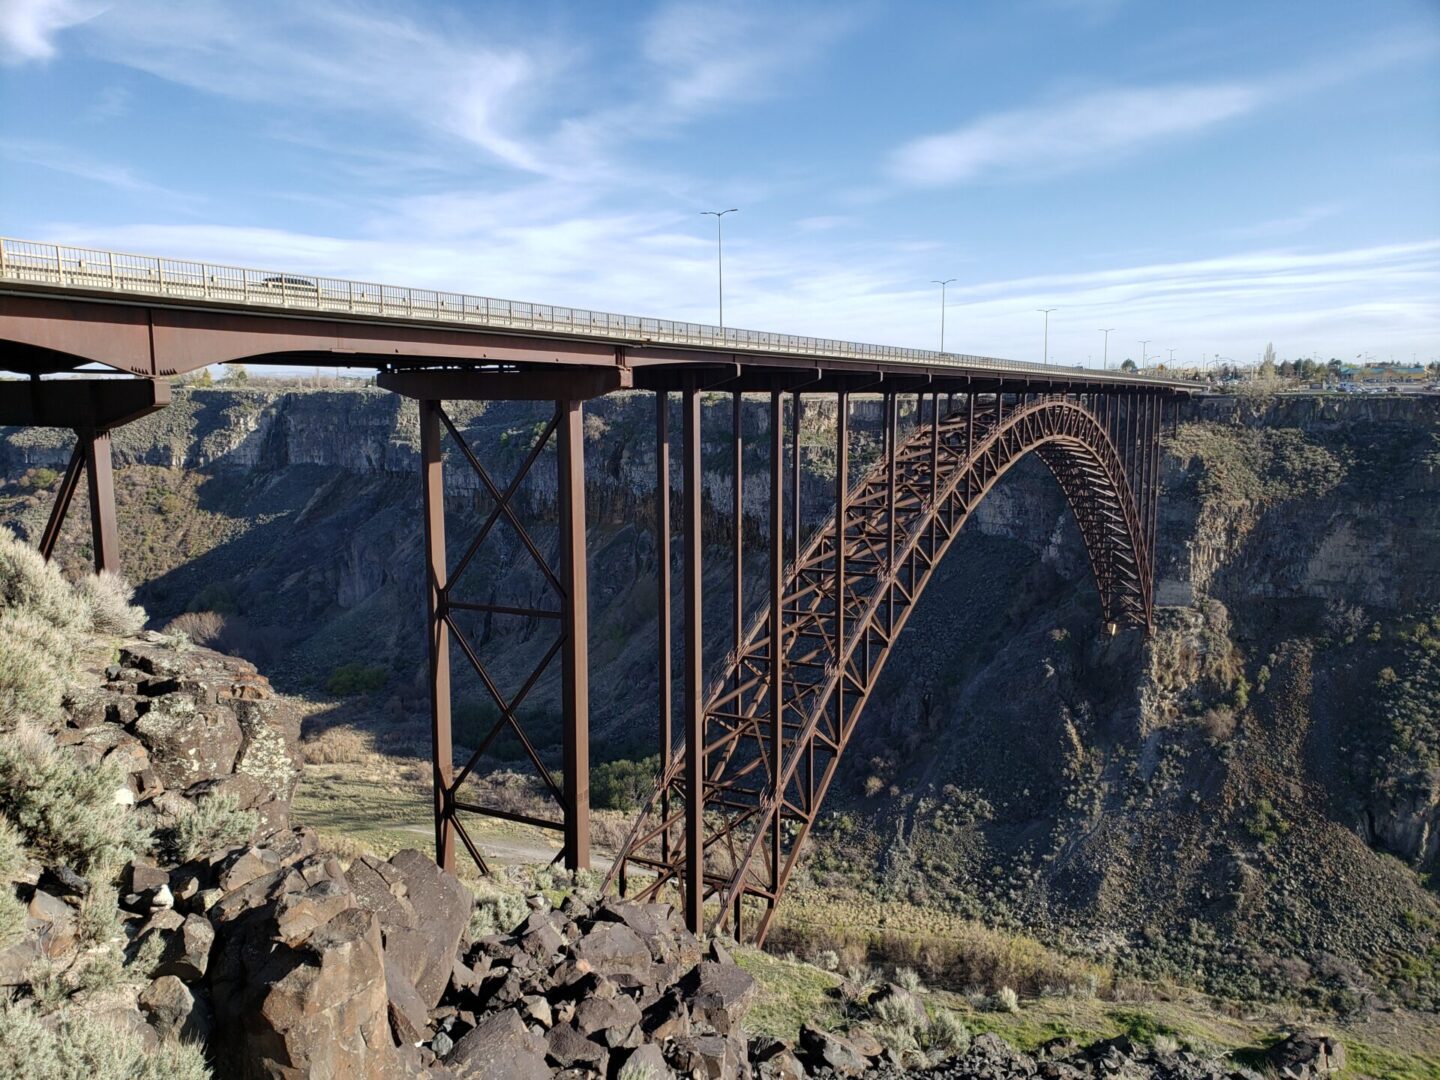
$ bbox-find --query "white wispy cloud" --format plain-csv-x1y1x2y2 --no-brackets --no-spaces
0,0,103,63
890,82,1262,187
0,137,201,206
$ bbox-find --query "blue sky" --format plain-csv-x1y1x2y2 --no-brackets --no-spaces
2,0,1438,367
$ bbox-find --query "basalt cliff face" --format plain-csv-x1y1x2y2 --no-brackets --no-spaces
3,386,1438,1008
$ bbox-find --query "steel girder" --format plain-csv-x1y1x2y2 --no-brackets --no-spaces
605,392,1157,943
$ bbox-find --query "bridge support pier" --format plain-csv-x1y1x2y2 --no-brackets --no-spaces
380,367,626,878
0,377,169,574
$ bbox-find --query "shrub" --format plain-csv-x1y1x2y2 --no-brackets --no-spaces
0,723,144,874
1244,798,1291,846
922,1010,970,1057
1199,707,1236,742
167,793,259,862
325,663,388,696
74,572,146,636
895,967,923,992
0,611,73,729
990,986,1020,1013
0,529,88,632
0,1002,212,1080
591,756,659,812
165,611,227,649
468,880,530,939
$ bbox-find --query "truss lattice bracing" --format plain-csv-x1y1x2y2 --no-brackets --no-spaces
419,397,590,877
606,391,1158,943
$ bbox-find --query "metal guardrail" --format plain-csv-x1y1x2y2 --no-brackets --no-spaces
0,237,1193,386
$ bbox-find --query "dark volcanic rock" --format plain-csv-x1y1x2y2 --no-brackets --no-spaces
446,1008,549,1079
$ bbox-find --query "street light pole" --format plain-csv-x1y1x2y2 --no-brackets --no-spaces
1099,328,1116,370
1038,308,1056,365
932,278,956,353
701,209,738,329
1138,339,1150,371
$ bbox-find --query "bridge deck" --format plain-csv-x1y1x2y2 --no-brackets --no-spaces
0,237,1197,390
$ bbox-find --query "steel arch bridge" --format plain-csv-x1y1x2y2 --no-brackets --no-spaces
605,390,1163,943
0,238,1194,944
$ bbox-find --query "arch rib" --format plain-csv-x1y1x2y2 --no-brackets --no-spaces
605,394,1156,942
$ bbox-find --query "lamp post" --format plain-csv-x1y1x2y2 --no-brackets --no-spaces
1038,308,1056,365
932,279,956,353
1167,347,1176,366
1138,339,1150,372
1098,328,1116,370
701,209,738,329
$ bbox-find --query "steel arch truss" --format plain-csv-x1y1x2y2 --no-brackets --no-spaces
606,391,1161,943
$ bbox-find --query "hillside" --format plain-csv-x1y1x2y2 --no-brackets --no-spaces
3,385,1438,1026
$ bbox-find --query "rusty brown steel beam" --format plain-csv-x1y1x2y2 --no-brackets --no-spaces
557,398,591,871
0,376,170,428
682,378,704,932
81,429,118,575
419,399,456,874
38,439,84,562
380,366,631,401
768,388,785,919
656,391,673,871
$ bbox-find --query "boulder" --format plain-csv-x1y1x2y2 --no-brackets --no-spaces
619,1042,675,1079
147,913,214,981
1267,1032,1346,1078
571,922,652,977
347,849,472,1010
546,1021,610,1072
799,1024,867,1077
139,974,212,1043
209,858,399,1079
214,827,321,895
133,702,244,789
573,992,642,1040
446,1008,550,1079
681,961,758,1036
668,1032,747,1080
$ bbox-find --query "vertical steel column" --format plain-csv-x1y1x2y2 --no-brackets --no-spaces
81,429,119,574
767,388,784,925
682,382,704,933
790,392,802,560
655,393,672,867
557,400,590,871
928,392,939,550
885,392,897,636
834,392,849,734
419,400,455,874
966,392,976,505
733,391,744,661
39,439,85,562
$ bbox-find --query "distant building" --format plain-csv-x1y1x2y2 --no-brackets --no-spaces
1337,364,1427,384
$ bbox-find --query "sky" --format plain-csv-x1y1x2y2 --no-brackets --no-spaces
2,0,1438,368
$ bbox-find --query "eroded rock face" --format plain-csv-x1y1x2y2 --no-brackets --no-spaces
60,637,303,844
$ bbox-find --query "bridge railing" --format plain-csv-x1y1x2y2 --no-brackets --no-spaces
0,237,1191,385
